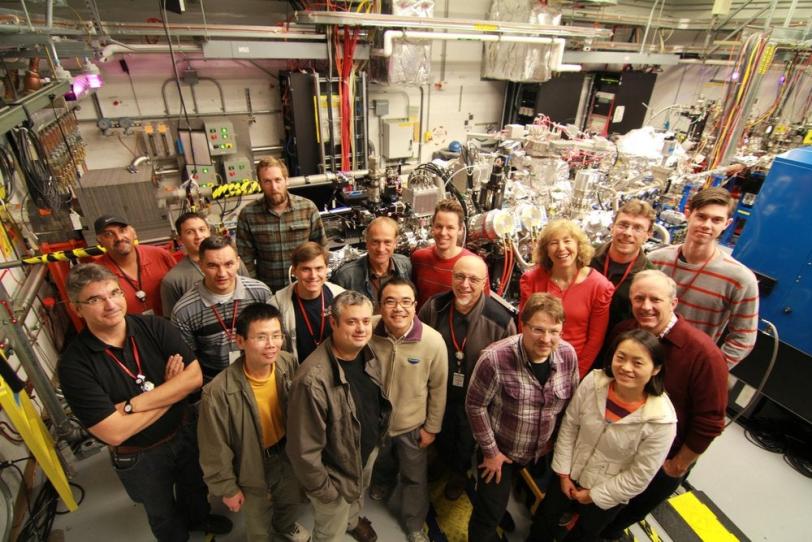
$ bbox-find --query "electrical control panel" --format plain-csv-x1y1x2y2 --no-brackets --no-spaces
203,120,237,156
382,119,413,160
185,164,218,185
222,156,253,182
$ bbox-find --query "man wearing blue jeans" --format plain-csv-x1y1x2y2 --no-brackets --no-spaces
59,263,231,540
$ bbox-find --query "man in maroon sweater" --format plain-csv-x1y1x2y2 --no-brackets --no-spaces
600,269,728,540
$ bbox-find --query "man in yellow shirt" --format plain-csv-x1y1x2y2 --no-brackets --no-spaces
198,303,309,541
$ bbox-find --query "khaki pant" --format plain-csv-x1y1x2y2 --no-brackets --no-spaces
307,448,378,542
242,449,304,541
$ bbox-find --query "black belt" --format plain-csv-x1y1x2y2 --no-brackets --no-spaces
264,437,287,457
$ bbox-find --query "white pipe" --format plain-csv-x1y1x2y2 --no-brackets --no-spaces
379,30,559,57
100,43,203,61
783,0,799,27
376,30,581,72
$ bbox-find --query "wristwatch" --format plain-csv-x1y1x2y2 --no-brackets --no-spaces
123,399,134,414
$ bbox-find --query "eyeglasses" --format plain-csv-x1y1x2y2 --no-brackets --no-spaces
613,221,648,234
525,325,562,338
382,298,416,309
248,333,285,344
452,273,486,286
76,288,125,306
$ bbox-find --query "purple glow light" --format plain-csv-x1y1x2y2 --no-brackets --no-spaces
87,73,103,88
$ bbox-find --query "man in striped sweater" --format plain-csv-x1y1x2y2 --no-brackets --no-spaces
648,188,759,367
172,235,273,382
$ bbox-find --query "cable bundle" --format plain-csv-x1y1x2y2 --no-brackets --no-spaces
708,33,772,169
6,127,71,211
0,143,16,202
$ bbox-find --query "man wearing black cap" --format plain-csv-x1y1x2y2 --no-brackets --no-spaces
95,214,177,317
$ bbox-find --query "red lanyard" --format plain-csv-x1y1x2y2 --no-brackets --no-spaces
210,300,239,342
296,290,326,345
449,304,467,356
110,247,144,302
105,336,144,383
603,255,636,290
671,246,715,300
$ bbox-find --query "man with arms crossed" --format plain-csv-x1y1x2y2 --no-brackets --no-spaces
59,263,230,540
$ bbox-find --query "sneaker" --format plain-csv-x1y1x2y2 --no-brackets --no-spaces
347,516,377,542
190,513,233,535
369,483,389,502
443,473,467,501
406,530,429,542
279,522,311,542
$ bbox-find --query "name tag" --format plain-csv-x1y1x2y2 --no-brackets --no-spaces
452,372,465,388
228,349,241,364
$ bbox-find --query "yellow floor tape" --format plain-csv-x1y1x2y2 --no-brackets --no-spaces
429,475,472,542
668,492,739,542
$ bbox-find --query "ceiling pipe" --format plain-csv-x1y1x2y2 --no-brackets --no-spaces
374,30,581,72
100,43,203,61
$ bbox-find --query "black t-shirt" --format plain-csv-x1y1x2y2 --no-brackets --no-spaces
528,359,551,387
338,352,382,465
436,305,471,402
605,258,629,283
294,287,334,363
58,315,195,447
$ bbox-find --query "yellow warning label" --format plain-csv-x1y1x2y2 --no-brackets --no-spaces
669,492,739,542
474,24,498,31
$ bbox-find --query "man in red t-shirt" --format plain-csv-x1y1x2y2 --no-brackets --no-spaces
411,199,488,309
95,214,176,316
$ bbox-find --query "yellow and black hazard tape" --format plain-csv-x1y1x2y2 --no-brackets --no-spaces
210,179,262,200
0,245,112,269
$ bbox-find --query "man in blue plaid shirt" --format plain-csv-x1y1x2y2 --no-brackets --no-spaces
237,157,327,292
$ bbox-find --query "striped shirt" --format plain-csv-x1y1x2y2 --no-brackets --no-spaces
236,194,327,292
605,384,645,423
465,335,579,464
649,244,759,367
172,276,273,380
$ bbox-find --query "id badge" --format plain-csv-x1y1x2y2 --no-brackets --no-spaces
452,372,465,388
228,349,241,364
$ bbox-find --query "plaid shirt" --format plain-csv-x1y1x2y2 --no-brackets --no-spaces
236,194,327,292
465,334,579,464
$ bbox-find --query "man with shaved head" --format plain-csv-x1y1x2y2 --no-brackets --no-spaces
418,255,516,500
599,269,728,540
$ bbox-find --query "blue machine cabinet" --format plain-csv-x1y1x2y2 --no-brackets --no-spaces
732,147,812,423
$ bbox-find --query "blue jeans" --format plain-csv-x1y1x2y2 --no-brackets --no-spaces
111,415,210,541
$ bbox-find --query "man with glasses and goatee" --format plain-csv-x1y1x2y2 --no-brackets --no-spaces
418,255,516,501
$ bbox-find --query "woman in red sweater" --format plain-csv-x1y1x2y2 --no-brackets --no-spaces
519,219,614,378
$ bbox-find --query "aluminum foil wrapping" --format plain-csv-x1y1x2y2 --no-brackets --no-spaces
373,0,434,85
482,1,561,82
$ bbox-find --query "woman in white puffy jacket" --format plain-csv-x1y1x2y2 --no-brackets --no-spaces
528,329,677,542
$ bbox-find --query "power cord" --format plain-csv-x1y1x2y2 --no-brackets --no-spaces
158,0,200,171
0,143,16,202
